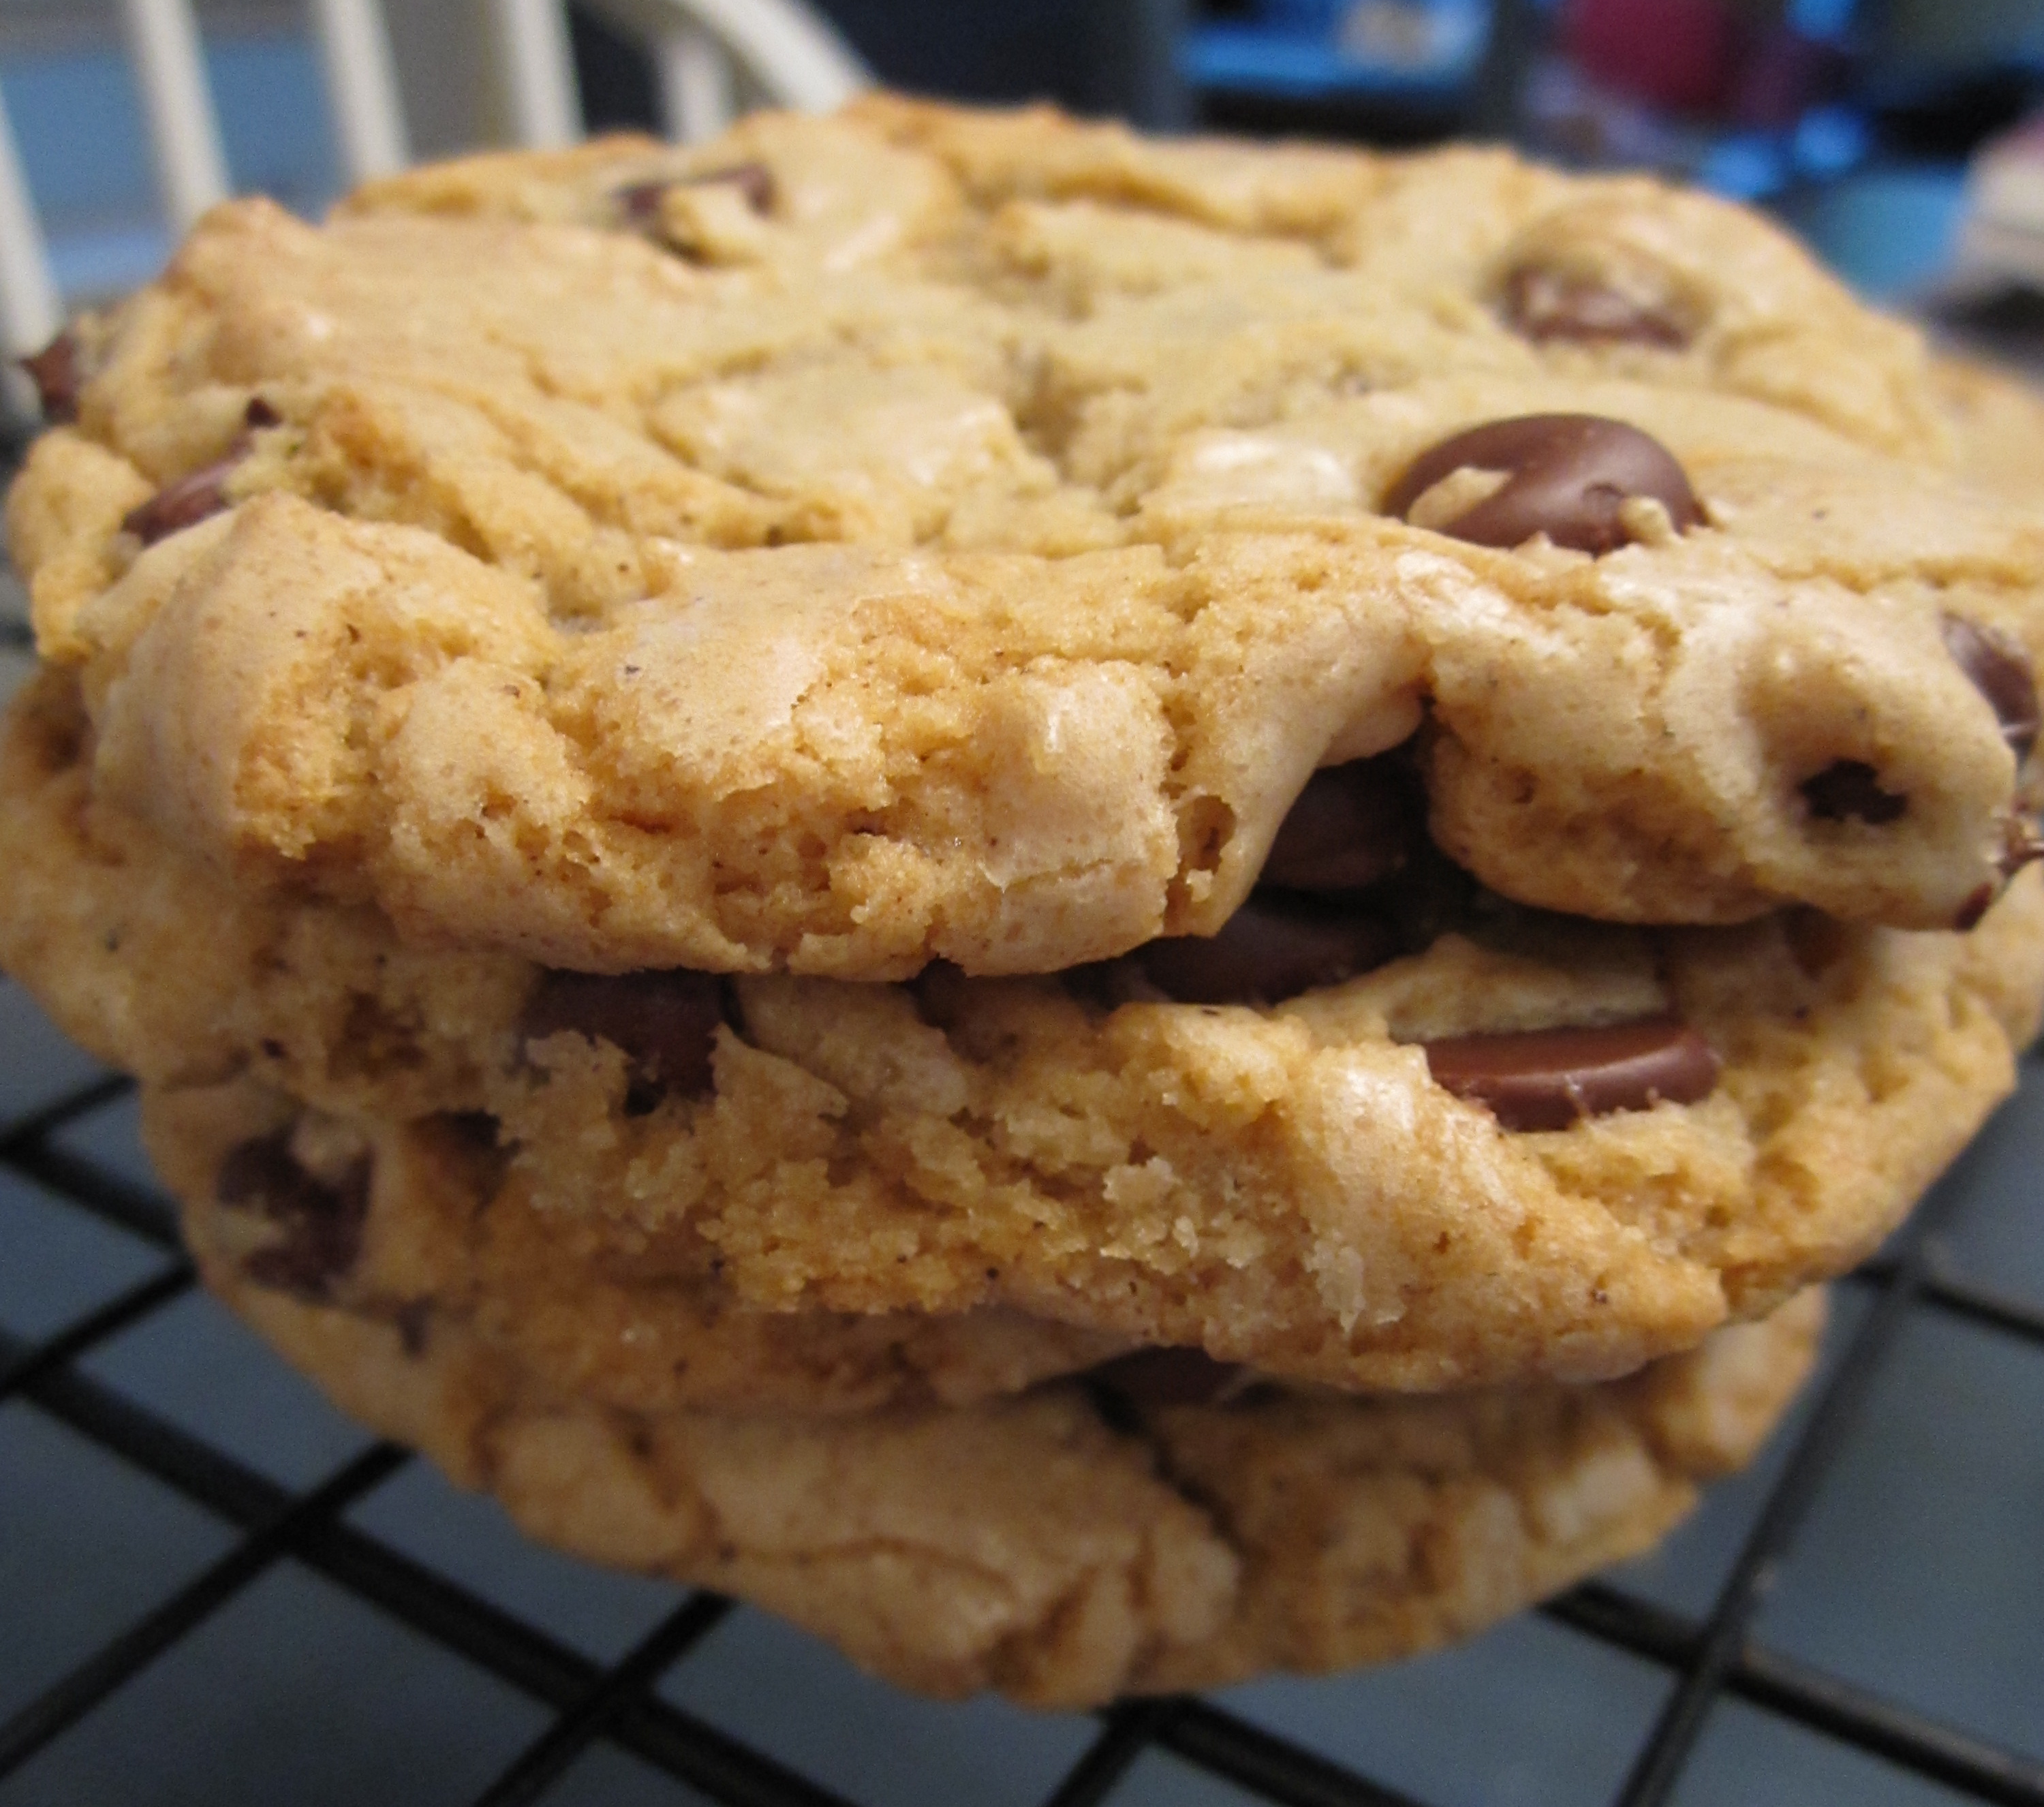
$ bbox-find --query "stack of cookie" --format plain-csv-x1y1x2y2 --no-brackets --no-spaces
5,97,2042,1705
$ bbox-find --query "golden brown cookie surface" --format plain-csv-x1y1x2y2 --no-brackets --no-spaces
11,103,2044,979
6,670,2034,1392
179,1218,1825,1706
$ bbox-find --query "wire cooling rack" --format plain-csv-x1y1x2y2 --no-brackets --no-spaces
2,615,2043,1807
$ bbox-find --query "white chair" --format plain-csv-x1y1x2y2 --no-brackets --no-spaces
0,0,871,367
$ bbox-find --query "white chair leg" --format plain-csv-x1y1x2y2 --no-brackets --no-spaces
0,83,61,360
310,0,410,183
655,25,734,144
585,0,871,112
120,0,231,228
486,0,585,149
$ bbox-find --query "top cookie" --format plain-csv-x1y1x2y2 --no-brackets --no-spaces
10,97,2044,977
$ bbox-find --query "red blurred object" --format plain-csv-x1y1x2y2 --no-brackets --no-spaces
1563,0,1739,115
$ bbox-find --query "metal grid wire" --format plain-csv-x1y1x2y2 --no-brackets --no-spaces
3,976,2043,1807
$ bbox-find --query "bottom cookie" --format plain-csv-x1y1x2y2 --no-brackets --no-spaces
189,1233,1823,1707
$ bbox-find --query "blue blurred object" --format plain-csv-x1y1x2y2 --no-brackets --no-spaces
1183,0,1489,100
1792,102,1873,177
0,28,339,306
1697,130,1791,200
1778,161,1969,301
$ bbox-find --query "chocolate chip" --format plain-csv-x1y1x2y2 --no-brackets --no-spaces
120,397,280,546
1423,1016,1720,1132
20,330,78,422
1955,884,1996,932
1089,1347,1254,1411
394,1301,432,1358
1501,266,1690,349
1802,760,1906,825
2000,816,2044,880
1134,894,1399,1006
521,968,727,1100
1951,817,2043,929
217,1128,371,1300
1942,615,2039,762
441,1111,502,1152
121,458,239,545
617,161,776,226
1383,414,1703,556
1260,758,1414,893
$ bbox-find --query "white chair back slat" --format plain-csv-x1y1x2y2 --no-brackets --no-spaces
0,83,61,360
0,0,873,424
120,0,230,228
654,25,736,144
486,0,585,150
309,0,409,182
595,0,869,111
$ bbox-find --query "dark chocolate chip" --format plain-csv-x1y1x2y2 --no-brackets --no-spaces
1089,1347,1254,1410
617,180,666,223
1941,615,2039,762
19,330,78,423
2000,815,2044,880
1500,266,1690,349
217,1128,371,1300
441,1111,503,1152
1955,883,1997,932
617,161,776,226
1951,818,2041,929
121,457,241,545
521,968,727,1100
1802,760,1907,826
1423,1016,1720,1132
394,1301,432,1357
1134,893,1399,1006
1260,758,1414,893
120,397,279,546
1383,414,1703,556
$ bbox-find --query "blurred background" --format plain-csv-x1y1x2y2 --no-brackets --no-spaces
4,0,2044,325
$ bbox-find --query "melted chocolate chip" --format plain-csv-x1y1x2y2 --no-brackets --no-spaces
1089,1347,1254,1412
121,397,280,546
441,1111,503,1152
1424,1016,1720,1132
20,330,78,422
618,161,776,225
121,458,241,546
394,1301,432,1357
1383,414,1703,556
1261,758,1414,893
217,1128,371,1299
1955,883,1997,932
521,968,728,1100
1802,760,1906,826
1501,266,1690,349
2000,816,2044,880
1134,894,1399,1006
1942,615,2039,761
1951,816,2043,929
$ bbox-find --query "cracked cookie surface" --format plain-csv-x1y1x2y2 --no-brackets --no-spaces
10,101,2044,979
166,1183,1824,1705
5,669,2035,1392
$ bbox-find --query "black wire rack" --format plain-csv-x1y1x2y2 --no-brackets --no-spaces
3,964,2043,1807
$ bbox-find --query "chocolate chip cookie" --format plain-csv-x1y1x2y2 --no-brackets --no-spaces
3,104,2036,1703
10,102,2044,985
5,668,2034,1393
164,1152,1824,1705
